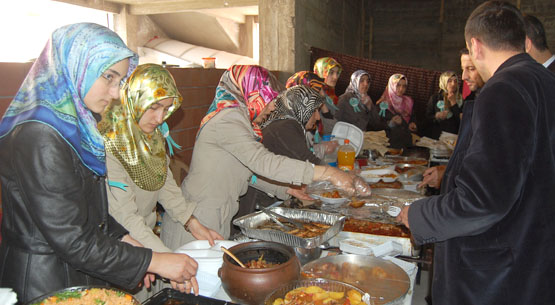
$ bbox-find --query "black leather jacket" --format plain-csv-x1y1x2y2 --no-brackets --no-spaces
0,123,152,304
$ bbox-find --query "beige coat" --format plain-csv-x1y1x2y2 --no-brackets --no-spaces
105,152,196,253
161,107,315,248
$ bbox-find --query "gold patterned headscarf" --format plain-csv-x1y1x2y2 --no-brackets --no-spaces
99,64,182,191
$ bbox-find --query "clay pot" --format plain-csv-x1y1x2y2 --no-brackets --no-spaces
218,241,300,305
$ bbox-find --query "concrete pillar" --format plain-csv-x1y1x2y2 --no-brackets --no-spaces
259,0,296,81
113,5,140,53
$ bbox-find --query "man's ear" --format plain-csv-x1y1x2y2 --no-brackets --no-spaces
470,37,484,61
525,36,532,53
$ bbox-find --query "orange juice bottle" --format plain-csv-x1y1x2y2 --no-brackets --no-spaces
337,139,356,170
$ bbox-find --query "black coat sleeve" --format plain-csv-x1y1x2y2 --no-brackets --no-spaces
12,124,151,288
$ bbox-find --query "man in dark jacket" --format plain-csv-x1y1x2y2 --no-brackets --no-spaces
398,1,555,304
524,14,555,73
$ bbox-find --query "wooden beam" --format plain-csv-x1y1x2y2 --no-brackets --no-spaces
129,0,258,15
52,0,122,14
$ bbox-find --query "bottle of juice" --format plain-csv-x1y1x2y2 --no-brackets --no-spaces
337,139,356,171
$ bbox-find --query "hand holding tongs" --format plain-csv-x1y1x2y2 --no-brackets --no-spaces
262,209,304,231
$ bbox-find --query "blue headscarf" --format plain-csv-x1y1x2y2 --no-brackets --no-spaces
0,23,138,176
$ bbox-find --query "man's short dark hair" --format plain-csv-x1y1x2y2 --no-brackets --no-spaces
524,14,549,51
465,1,525,52
460,48,469,56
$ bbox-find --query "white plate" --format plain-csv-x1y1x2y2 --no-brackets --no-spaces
360,168,399,183
311,194,350,205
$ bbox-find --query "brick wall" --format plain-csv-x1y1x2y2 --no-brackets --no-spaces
0,62,224,166
165,67,224,165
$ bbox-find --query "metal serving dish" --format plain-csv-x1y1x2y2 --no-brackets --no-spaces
143,288,239,305
264,278,372,305
232,207,345,249
301,255,410,305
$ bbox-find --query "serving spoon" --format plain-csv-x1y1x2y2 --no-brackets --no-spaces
221,246,246,268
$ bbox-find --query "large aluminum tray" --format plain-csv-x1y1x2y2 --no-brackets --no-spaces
233,207,345,249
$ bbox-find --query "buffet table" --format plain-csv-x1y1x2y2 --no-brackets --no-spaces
211,251,417,305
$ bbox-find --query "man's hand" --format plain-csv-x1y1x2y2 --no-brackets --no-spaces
409,122,418,132
396,205,410,228
418,165,446,189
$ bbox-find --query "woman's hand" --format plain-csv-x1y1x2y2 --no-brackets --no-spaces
351,175,372,197
391,115,403,125
171,276,198,295
313,166,356,196
148,252,200,295
409,122,418,132
435,111,448,120
287,186,315,201
187,217,224,246
120,235,156,288
120,234,143,247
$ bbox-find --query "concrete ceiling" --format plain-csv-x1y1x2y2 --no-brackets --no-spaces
55,0,258,16
55,0,258,55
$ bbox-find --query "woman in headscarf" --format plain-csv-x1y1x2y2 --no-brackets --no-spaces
376,74,417,149
233,86,328,232
261,86,326,164
336,70,387,131
313,58,343,134
98,64,223,300
0,23,200,303
424,71,463,139
161,65,364,248
313,57,342,105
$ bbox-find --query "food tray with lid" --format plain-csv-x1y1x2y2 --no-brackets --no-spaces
233,207,346,249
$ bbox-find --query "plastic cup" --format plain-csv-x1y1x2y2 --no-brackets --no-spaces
202,57,216,68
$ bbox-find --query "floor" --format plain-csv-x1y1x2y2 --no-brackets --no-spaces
412,270,431,305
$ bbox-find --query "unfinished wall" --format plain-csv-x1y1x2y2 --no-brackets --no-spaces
366,0,555,72
259,0,364,81
295,0,364,72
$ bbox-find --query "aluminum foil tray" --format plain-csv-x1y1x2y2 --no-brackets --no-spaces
232,207,345,249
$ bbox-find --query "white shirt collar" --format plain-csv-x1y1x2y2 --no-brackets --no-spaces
543,54,555,68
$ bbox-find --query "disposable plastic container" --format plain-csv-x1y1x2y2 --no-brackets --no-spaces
337,139,356,171
321,134,338,165
202,57,216,68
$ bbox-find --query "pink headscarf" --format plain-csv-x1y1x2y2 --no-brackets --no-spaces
199,65,284,139
382,74,413,123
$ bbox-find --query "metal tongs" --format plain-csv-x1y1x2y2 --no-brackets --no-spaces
261,209,304,231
